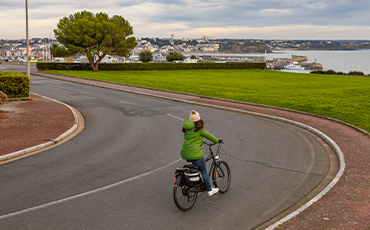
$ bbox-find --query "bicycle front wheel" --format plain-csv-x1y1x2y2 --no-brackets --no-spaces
173,175,198,211
213,161,231,193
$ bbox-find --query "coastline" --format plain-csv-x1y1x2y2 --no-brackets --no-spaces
190,49,370,74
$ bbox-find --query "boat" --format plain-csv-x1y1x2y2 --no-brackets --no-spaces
284,62,304,70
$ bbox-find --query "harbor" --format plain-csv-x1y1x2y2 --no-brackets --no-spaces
184,52,323,71
272,49,370,75
266,55,323,71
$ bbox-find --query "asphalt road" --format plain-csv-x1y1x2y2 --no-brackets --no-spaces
0,73,330,229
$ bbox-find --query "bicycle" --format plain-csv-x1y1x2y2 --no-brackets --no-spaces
173,142,231,211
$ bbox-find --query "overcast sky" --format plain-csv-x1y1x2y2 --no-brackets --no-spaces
1,0,370,40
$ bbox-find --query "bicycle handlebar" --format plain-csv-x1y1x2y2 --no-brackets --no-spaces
202,141,223,147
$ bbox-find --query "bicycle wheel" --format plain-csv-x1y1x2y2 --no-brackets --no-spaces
212,161,231,193
173,175,198,211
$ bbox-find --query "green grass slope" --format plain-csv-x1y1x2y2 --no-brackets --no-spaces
46,69,370,133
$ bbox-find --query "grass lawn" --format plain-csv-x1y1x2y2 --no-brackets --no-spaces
45,69,370,133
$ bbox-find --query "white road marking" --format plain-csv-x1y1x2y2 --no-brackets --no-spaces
166,113,184,121
0,158,182,220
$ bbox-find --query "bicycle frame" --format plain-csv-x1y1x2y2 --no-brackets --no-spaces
184,142,222,193
205,142,222,183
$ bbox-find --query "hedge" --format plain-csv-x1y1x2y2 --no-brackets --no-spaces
0,72,30,98
36,62,266,71
311,69,368,76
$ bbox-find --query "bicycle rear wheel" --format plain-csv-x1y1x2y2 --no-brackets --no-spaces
173,175,198,211
212,161,231,193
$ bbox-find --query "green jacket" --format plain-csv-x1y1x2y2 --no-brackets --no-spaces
180,119,219,160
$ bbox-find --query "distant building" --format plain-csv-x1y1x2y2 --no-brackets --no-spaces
198,43,219,52
202,36,214,41
184,57,197,63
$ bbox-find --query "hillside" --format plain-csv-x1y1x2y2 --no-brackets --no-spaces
219,41,272,53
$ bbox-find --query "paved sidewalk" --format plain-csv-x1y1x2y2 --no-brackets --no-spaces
3,71,370,229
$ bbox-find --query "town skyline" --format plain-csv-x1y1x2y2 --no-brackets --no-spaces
2,36,369,60
1,0,370,40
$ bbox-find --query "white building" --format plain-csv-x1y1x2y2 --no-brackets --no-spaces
198,44,219,52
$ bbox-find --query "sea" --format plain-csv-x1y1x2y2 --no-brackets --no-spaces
200,49,370,75
269,49,370,75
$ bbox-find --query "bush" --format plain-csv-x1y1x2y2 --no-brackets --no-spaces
0,72,30,98
326,69,337,75
37,62,267,71
138,50,153,62
311,69,366,76
166,51,185,62
310,70,325,74
0,91,7,106
348,71,364,76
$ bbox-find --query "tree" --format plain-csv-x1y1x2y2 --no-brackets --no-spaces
50,44,73,57
166,51,184,62
53,11,137,71
139,50,153,62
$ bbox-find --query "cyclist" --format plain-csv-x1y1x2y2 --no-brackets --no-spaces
181,110,222,196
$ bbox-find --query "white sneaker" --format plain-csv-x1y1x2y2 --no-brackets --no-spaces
208,187,219,196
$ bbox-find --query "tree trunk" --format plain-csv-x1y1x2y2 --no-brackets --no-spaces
87,56,99,72
87,54,106,72
92,63,99,72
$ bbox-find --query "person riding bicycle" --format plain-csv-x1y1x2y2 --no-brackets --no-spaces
181,110,221,196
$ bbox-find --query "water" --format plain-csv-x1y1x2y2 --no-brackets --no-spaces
193,49,370,75
269,49,370,75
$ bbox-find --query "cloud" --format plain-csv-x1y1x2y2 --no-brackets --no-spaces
1,0,369,39
258,9,292,15
154,24,370,40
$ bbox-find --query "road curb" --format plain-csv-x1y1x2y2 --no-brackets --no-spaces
0,93,79,163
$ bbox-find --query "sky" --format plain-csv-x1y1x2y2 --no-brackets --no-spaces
1,0,370,40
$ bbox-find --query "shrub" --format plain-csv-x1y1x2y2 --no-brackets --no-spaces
0,91,7,106
348,71,364,76
0,72,30,98
326,69,337,75
311,69,366,76
139,50,153,62
310,70,325,74
166,51,185,62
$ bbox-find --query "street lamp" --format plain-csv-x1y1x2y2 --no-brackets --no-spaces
25,0,30,77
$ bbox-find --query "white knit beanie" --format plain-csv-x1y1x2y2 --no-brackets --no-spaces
189,110,200,122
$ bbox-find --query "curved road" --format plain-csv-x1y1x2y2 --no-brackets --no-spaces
0,74,330,229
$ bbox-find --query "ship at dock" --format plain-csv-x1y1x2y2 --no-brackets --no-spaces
266,55,323,71
284,62,305,70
